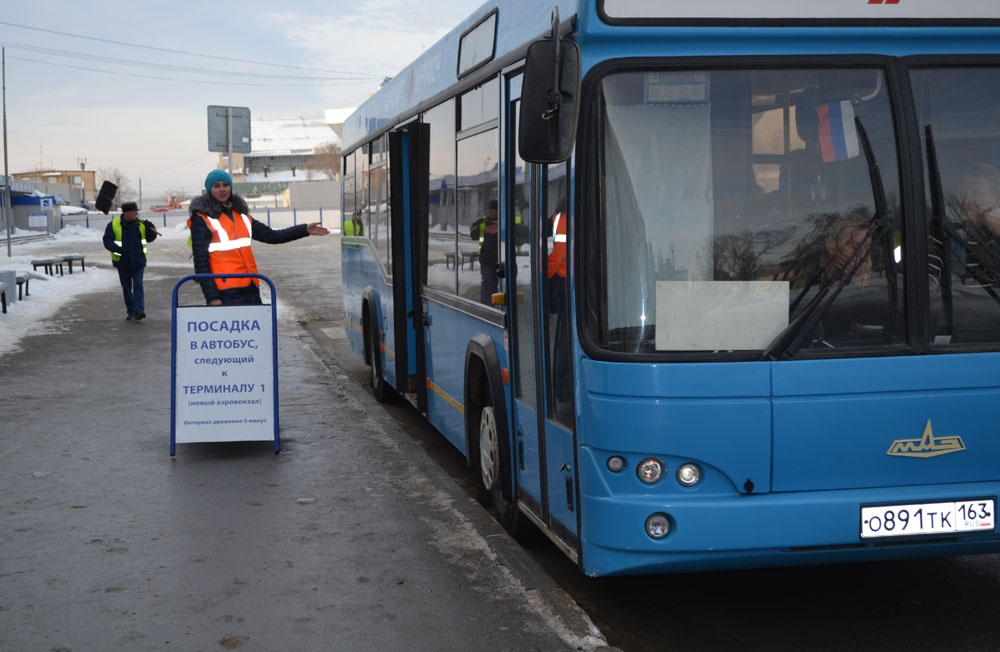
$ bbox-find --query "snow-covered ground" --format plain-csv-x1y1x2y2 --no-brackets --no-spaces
0,213,344,359
0,224,194,358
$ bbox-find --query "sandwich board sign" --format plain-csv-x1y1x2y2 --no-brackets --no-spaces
170,274,280,455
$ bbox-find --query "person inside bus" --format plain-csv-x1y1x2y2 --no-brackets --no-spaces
547,196,571,414
823,219,874,286
469,199,500,304
937,162,1000,287
344,210,364,236
819,219,883,340
956,162,1000,236
781,217,879,347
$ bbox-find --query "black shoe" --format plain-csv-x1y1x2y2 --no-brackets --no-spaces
126,314,136,321
136,312,146,320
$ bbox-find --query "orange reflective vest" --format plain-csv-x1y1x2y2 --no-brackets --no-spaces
190,211,260,290
547,211,567,279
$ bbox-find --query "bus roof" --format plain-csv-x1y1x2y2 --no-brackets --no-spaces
342,0,582,152
601,0,1000,22
342,0,1000,152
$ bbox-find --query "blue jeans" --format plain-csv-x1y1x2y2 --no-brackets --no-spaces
117,265,145,315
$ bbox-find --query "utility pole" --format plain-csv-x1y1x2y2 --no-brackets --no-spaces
3,47,11,258
77,158,87,207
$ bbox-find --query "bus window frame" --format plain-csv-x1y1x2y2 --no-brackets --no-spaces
575,55,925,363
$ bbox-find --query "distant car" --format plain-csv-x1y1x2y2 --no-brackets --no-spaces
149,200,183,212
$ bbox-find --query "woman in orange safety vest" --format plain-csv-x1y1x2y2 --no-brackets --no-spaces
187,169,329,305
547,197,571,406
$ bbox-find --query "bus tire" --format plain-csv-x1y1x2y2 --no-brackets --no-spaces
366,312,393,403
477,401,517,532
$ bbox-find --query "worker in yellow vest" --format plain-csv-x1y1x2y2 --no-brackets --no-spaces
344,211,365,236
102,201,158,321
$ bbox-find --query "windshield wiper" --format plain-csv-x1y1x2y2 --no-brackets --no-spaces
761,116,893,361
925,123,954,336
925,124,1000,314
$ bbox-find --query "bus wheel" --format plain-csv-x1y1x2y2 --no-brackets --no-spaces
478,403,516,531
367,320,392,403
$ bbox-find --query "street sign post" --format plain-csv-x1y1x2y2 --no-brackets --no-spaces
207,106,251,177
207,105,251,153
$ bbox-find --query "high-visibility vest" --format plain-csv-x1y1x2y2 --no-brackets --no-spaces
110,217,148,263
344,219,363,236
191,211,260,290
548,212,567,279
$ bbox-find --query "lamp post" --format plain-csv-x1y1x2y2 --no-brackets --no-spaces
3,47,11,258
77,158,87,207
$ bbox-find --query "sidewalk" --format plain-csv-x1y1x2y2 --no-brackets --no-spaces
0,235,611,652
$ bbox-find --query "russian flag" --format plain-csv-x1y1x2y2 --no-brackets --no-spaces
816,101,860,163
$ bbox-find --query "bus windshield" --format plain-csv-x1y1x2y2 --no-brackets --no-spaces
913,65,1000,346
586,64,1000,357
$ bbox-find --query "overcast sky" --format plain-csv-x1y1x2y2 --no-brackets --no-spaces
0,0,484,201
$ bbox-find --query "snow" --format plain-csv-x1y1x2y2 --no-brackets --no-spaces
0,224,191,358
0,210,341,359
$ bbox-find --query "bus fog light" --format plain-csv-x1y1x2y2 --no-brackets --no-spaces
607,456,626,473
637,458,664,484
645,513,671,539
676,463,701,487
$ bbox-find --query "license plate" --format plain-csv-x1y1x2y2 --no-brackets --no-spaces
860,499,995,539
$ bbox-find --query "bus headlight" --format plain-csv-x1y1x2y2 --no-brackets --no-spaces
606,456,626,473
636,458,664,484
676,463,701,487
645,513,671,539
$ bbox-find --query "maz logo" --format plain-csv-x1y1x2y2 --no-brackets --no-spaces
887,420,966,458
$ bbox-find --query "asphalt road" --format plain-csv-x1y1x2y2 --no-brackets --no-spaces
257,229,1000,652
0,230,610,652
9,226,1000,652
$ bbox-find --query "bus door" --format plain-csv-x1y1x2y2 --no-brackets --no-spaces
388,125,429,410
507,79,579,547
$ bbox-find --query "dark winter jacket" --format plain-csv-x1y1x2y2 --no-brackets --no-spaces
187,193,310,304
102,215,158,269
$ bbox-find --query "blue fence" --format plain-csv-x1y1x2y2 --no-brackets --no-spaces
59,207,342,233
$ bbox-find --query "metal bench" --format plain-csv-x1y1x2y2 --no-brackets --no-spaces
61,254,86,273
15,272,29,300
460,250,479,269
31,257,64,276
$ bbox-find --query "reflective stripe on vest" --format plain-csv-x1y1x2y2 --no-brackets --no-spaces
197,211,260,290
205,212,254,252
110,217,148,262
548,212,567,278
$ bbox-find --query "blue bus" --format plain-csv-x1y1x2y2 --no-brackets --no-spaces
341,0,1000,576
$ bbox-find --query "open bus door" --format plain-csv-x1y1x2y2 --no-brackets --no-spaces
388,125,429,411
505,73,580,557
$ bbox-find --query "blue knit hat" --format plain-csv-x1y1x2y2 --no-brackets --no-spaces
204,169,233,194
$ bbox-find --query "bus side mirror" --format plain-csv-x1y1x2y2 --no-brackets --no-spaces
518,38,580,164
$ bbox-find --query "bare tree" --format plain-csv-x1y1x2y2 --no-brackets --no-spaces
714,226,798,282
97,167,133,212
306,141,341,181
